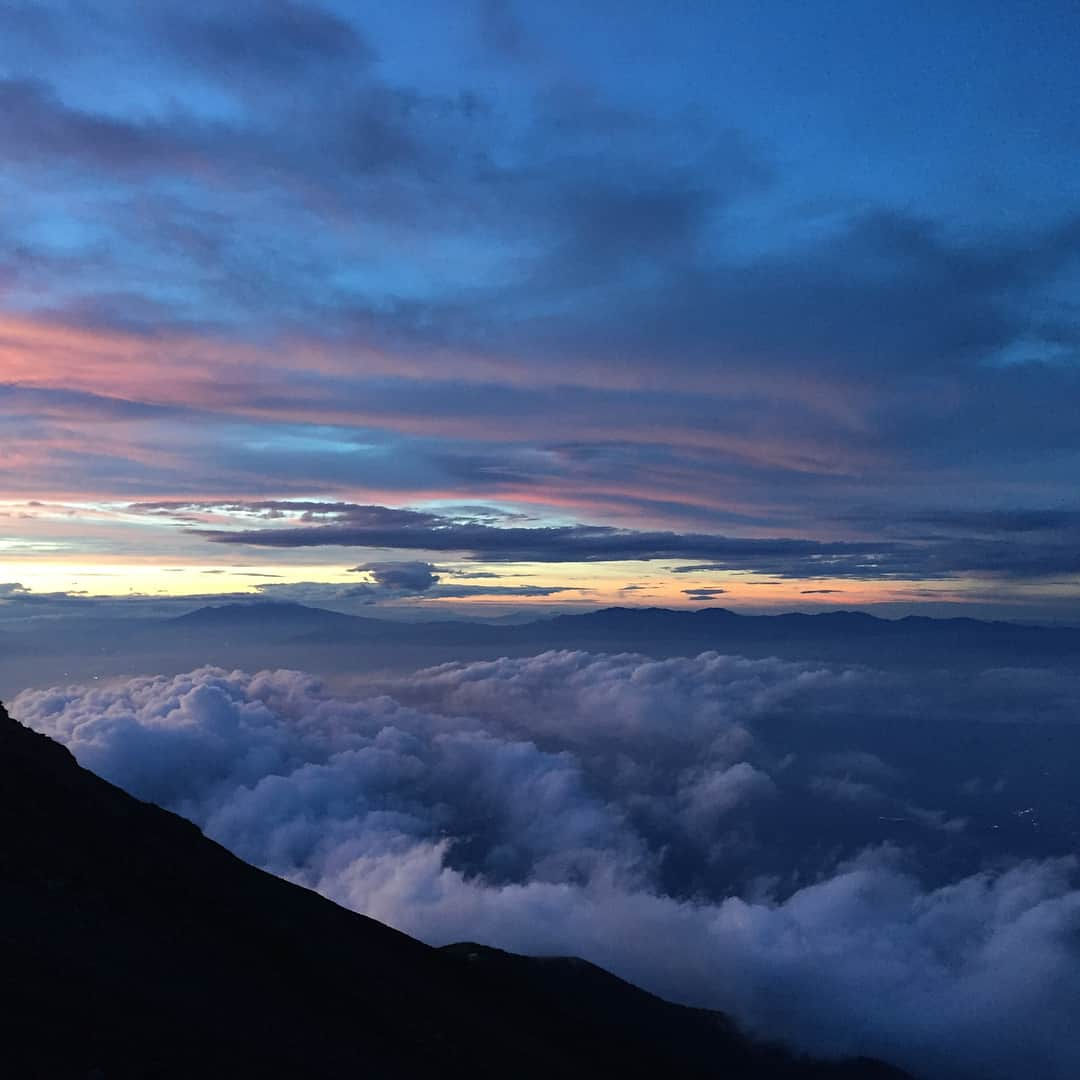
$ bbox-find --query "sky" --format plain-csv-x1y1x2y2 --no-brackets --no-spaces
2,0,1080,620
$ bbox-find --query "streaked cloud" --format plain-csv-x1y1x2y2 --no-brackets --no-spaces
1,2,1078,614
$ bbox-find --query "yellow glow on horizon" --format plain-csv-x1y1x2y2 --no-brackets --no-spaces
1,553,1062,613
0,561,351,597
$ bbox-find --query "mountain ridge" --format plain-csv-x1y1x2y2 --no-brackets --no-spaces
0,698,909,1079
170,599,1080,639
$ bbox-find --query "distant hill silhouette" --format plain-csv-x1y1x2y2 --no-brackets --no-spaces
514,605,1080,660
6,601,1079,701
167,599,376,638
223,601,1080,668
0,699,909,1079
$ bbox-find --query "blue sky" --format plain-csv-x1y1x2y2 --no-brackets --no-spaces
1,0,1079,618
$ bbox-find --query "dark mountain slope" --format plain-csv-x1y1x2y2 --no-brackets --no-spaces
0,701,908,1080
440,944,902,1080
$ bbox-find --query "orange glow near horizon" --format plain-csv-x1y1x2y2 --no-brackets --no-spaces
4,317,1073,621
0,550,998,612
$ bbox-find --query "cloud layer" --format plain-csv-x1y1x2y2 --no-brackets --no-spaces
184,498,1080,586
15,651,1080,1078
1,3,1079,615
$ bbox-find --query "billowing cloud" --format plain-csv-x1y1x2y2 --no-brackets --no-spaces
348,560,441,598
15,652,1080,1078
338,559,578,603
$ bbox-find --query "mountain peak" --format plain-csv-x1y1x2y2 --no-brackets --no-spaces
172,600,317,621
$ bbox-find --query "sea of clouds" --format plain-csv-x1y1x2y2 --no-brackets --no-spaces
15,651,1080,1079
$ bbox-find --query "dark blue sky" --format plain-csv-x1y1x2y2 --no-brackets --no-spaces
2,1,1079,618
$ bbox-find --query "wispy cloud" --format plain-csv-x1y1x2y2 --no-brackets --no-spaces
180,500,1080,583
1,2,1079,613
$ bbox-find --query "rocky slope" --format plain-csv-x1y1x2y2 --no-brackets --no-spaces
0,700,908,1079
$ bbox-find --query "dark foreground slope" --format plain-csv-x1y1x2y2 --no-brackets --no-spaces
0,702,907,1080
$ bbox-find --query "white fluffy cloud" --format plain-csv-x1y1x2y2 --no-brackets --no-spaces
15,653,1080,1079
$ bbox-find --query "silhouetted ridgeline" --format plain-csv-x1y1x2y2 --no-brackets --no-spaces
175,602,1080,666
0,699,909,1079
5,603,1080,698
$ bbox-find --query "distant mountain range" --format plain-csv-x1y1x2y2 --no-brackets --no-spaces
4,601,1079,699
168,601,1080,667
0,699,907,1078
